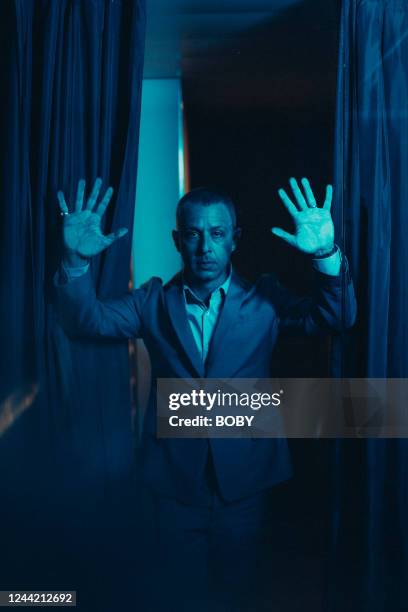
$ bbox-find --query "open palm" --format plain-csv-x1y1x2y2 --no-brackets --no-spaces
271,178,334,256
58,178,128,261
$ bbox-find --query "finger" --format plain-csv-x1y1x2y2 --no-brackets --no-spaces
75,179,86,212
301,178,317,208
86,177,103,211
104,227,128,245
278,189,298,218
271,227,297,248
57,191,69,215
95,187,114,217
323,185,333,210
289,177,307,210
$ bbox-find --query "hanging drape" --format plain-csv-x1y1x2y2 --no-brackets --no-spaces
330,1,408,610
0,0,146,601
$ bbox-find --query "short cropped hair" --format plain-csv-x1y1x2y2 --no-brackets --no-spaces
176,188,237,228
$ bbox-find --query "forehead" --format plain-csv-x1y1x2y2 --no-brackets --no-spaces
179,203,233,228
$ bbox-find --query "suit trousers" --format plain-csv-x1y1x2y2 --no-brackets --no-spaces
144,452,272,612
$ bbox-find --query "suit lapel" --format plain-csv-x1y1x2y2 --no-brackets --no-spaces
205,271,250,375
165,274,205,377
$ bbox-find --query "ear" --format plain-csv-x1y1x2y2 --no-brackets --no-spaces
232,227,242,252
172,229,181,252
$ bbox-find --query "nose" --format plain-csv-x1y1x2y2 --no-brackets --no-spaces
198,231,212,254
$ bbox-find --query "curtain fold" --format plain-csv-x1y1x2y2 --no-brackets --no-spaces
0,0,146,596
331,1,408,610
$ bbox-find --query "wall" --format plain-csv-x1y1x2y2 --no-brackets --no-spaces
132,79,185,287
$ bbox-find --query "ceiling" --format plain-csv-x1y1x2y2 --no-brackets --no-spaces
143,0,339,80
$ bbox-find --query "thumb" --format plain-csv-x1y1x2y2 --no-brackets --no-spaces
271,227,296,248
105,227,129,245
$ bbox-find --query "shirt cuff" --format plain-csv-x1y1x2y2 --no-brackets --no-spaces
311,247,342,276
61,261,90,282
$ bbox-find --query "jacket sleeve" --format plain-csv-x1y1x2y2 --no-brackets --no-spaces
54,266,157,340
259,256,357,336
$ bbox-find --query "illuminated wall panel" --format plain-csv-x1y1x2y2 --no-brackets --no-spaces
132,79,185,287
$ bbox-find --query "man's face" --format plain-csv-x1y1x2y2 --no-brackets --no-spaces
173,203,237,285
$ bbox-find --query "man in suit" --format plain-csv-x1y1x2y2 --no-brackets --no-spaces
55,177,356,611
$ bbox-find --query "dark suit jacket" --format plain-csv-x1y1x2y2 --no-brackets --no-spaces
55,261,356,504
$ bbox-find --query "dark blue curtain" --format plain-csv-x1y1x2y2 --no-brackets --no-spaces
330,1,408,610
0,0,146,604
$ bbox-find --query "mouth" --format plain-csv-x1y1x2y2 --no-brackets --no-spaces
197,260,217,269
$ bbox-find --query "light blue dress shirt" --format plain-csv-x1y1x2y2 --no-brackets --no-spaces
183,272,231,362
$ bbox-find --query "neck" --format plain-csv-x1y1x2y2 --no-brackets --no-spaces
184,269,229,302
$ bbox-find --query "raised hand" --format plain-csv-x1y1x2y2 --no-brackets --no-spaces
271,178,334,256
58,178,128,267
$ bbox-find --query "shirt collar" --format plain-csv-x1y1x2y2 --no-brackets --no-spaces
183,266,232,304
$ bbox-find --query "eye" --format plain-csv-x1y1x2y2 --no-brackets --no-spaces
184,230,199,239
212,230,225,238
